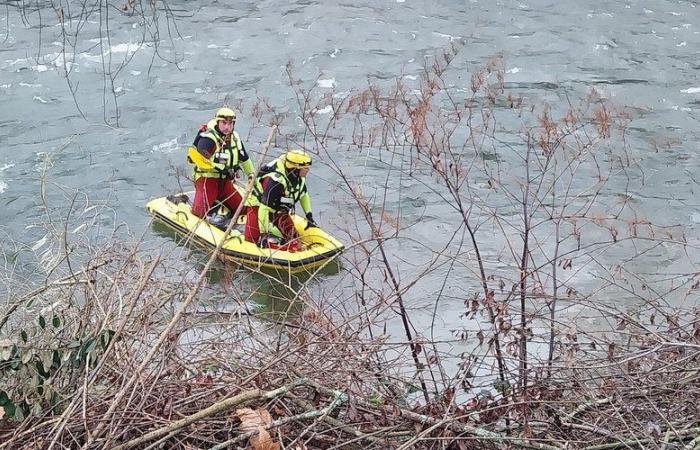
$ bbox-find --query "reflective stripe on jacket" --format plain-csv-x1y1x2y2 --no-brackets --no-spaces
252,157,308,211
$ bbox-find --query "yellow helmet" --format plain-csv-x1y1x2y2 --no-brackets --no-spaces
284,149,312,169
215,107,236,121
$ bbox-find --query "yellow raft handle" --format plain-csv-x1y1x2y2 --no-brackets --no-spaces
187,146,214,170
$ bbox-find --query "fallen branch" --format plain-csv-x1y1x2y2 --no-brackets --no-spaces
209,388,345,450
310,381,563,450
113,378,305,450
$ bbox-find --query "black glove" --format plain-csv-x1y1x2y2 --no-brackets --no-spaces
304,212,318,230
257,234,270,248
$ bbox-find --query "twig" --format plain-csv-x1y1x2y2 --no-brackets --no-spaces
82,126,277,450
209,388,345,450
114,378,305,450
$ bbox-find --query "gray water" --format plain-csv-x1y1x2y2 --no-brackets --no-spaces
1,0,699,370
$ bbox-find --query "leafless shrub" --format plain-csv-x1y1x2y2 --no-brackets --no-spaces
1,47,698,449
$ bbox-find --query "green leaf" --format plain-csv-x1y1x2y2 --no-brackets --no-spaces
13,403,24,421
21,350,33,365
366,394,383,406
38,316,46,329
100,330,115,349
52,316,60,328
493,380,511,395
31,402,43,417
2,401,15,418
20,330,27,343
406,384,422,395
83,338,97,356
0,346,11,361
0,390,9,406
52,350,61,369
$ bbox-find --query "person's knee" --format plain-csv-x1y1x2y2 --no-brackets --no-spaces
192,204,207,218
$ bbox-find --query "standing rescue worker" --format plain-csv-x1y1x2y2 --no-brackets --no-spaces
244,149,317,249
187,107,255,220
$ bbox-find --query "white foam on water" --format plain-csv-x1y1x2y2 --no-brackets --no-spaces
315,105,333,115
433,32,460,41
110,42,140,53
31,235,48,252
644,8,654,14
329,48,339,58
0,163,15,172
207,44,222,48
151,137,179,154
667,11,681,16
33,96,49,104
396,0,405,3
79,52,103,63
403,75,417,80
671,105,692,111
1,84,11,89
680,87,700,94
691,213,700,224
5,58,27,66
677,41,687,46
19,82,42,87
130,70,141,76
317,78,336,88
0,181,7,194
72,223,87,234
507,67,521,74
34,65,48,72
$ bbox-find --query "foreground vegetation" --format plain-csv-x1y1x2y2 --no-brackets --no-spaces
1,1,698,446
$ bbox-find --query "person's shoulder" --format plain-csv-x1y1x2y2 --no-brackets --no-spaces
197,136,216,152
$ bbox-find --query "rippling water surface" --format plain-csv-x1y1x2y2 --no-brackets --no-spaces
1,1,699,351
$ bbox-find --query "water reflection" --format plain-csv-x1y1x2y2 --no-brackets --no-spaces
151,220,340,320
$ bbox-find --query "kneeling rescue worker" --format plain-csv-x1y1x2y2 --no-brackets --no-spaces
244,149,317,251
187,107,255,222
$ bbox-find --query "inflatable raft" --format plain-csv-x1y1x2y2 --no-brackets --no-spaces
146,193,344,273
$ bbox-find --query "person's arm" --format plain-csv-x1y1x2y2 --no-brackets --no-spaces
299,192,311,215
239,157,255,177
197,137,228,171
299,192,317,228
196,137,216,158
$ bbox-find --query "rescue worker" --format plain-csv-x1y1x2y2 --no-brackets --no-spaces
244,149,317,249
187,107,255,221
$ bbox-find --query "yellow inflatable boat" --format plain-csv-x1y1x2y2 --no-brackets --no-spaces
146,193,344,273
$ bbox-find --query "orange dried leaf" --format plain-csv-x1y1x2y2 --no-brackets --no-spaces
250,426,280,450
235,407,272,434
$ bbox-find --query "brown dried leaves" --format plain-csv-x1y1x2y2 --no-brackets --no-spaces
235,408,279,450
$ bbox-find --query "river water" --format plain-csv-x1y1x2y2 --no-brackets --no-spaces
1,0,699,374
